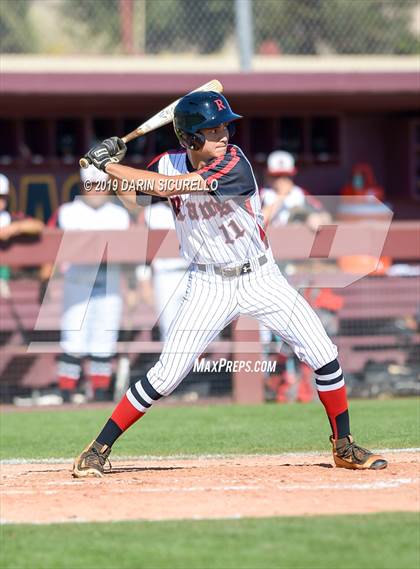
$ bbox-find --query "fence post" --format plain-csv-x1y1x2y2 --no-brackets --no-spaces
235,0,254,71
232,315,264,403
119,0,134,54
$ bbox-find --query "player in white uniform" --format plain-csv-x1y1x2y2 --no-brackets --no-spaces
0,173,44,297
45,166,130,401
262,151,330,229
73,92,387,476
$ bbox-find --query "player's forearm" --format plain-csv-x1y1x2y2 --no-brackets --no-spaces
13,219,44,236
262,195,286,225
107,173,139,211
23,219,44,234
39,263,53,281
262,204,277,225
105,163,206,197
117,192,140,211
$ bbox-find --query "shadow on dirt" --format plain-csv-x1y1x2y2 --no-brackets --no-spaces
108,465,189,474
278,463,333,468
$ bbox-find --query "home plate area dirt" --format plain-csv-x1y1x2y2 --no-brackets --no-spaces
1,452,418,524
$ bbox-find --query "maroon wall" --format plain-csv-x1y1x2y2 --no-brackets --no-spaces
1,72,419,219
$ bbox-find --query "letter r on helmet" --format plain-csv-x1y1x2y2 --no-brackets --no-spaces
214,99,226,111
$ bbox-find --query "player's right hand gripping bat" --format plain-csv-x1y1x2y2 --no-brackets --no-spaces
79,79,223,169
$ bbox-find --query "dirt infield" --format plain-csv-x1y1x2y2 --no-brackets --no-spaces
1,451,418,524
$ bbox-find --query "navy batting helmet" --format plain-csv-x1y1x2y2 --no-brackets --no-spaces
173,91,242,150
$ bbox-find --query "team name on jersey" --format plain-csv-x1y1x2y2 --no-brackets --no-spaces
169,196,234,221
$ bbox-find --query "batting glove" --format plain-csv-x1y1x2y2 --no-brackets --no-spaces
102,137,127,162
84,137,127,171
84,144,115,172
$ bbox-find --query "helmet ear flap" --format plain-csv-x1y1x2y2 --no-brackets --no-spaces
189,132,205,150
174,127,205,151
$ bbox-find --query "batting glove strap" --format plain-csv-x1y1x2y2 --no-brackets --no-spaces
102,137,127,162
84,144,116,172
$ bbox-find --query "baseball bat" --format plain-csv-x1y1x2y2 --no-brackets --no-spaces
79,79,223,168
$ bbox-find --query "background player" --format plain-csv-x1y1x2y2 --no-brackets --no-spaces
73,91,387,476
0,173,44,298
262,150,331,230
41,166,130,402
260,151,337,403
0,173,44,242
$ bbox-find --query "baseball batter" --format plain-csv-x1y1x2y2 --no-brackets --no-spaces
73,91,387,476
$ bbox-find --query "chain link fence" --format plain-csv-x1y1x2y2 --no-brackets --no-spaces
1,0,419,59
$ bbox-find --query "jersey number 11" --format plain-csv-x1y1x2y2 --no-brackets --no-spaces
219,220,245,244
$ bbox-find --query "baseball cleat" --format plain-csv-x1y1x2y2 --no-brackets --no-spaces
72,440,112,478
330,435,388,470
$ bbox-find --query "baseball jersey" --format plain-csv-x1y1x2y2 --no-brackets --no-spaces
0,211,11,229
140,145,268,265
49,197,130,291
262,186,322,226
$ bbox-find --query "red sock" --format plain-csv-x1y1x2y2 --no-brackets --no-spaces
58,376,78,391
96,377,162,447
90,374,111,391
318,385,349,439
111,394,144,431
95,395,144,447
315,359,350,439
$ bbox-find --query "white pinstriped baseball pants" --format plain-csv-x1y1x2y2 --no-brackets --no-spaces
145,255,338,397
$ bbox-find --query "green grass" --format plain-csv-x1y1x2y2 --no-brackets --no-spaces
1,401,419,569
1,398,419,460
1,513,419,569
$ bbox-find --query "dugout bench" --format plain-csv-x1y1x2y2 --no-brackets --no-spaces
1,222,419,403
